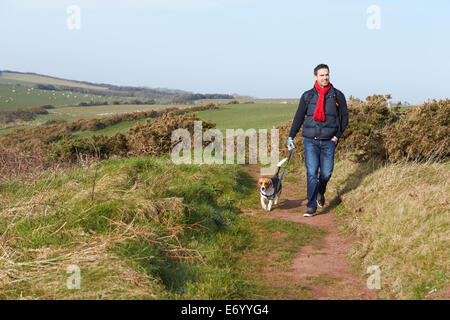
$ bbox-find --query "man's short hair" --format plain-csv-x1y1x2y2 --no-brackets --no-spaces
314,64,329,76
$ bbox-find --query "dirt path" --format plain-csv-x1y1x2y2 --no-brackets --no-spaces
244,164,377,300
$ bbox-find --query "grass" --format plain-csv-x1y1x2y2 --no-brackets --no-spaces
0,155,322,299
0,83,120,111
71,119,148,138
303,274,340,286
194,103,298,134
286,157,450,299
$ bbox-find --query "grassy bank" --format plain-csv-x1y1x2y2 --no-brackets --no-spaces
286,157,449,299
0,155,322,299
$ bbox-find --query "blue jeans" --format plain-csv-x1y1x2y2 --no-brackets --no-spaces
304,137,336,211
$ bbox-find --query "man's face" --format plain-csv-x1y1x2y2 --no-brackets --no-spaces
315,68,329,87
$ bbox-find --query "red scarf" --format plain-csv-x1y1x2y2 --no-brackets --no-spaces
313,81,331,122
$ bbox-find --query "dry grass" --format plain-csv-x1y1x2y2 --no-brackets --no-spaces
316,158,449,299
0,234,162,299
1,154,274,299
0,157,210,299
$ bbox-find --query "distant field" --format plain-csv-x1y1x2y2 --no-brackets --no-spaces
0,71,107,91
194,102,298,133
72,119,149,138
0,83,121,110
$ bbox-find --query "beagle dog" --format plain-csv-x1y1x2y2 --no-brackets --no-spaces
258,158,288,212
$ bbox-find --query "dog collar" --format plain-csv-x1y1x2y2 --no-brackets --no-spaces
260,189,276,200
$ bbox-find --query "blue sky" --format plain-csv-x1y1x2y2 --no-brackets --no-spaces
1,0,449,103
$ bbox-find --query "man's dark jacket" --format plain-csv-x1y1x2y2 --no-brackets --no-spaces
289,85,349,140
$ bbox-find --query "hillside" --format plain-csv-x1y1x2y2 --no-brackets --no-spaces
0,70,238,134
0,71,235,102
0,70,188,98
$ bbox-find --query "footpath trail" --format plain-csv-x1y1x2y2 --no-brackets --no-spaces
243,164,377,300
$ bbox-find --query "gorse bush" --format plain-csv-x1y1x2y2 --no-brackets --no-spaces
48,133,129,162
127,113,215,156
0,104,219,177
0,124,72,177
47,113,214,162
0,106,50,123
384,99,449,162
0,124,72,158
41,118,67,126
337,94,395,162
277,95,448,164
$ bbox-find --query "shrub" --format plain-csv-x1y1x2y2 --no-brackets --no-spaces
337,94,395,162
48,133,129,162
384,99,450,162
127,113,215,156
34,84,56,90
41,118,67,126
0,106,49,123
77,101,108,107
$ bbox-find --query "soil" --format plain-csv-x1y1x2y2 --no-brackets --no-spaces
243,164,378,300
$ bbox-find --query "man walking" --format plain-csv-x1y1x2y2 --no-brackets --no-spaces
286,64,349,217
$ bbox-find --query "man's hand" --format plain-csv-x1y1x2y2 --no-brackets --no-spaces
286,137,295,150
331,136,338,144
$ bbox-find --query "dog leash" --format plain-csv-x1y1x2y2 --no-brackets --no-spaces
276,148,294,193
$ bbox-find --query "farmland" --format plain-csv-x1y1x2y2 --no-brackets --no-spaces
0,83,120,111
0,78,299,136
